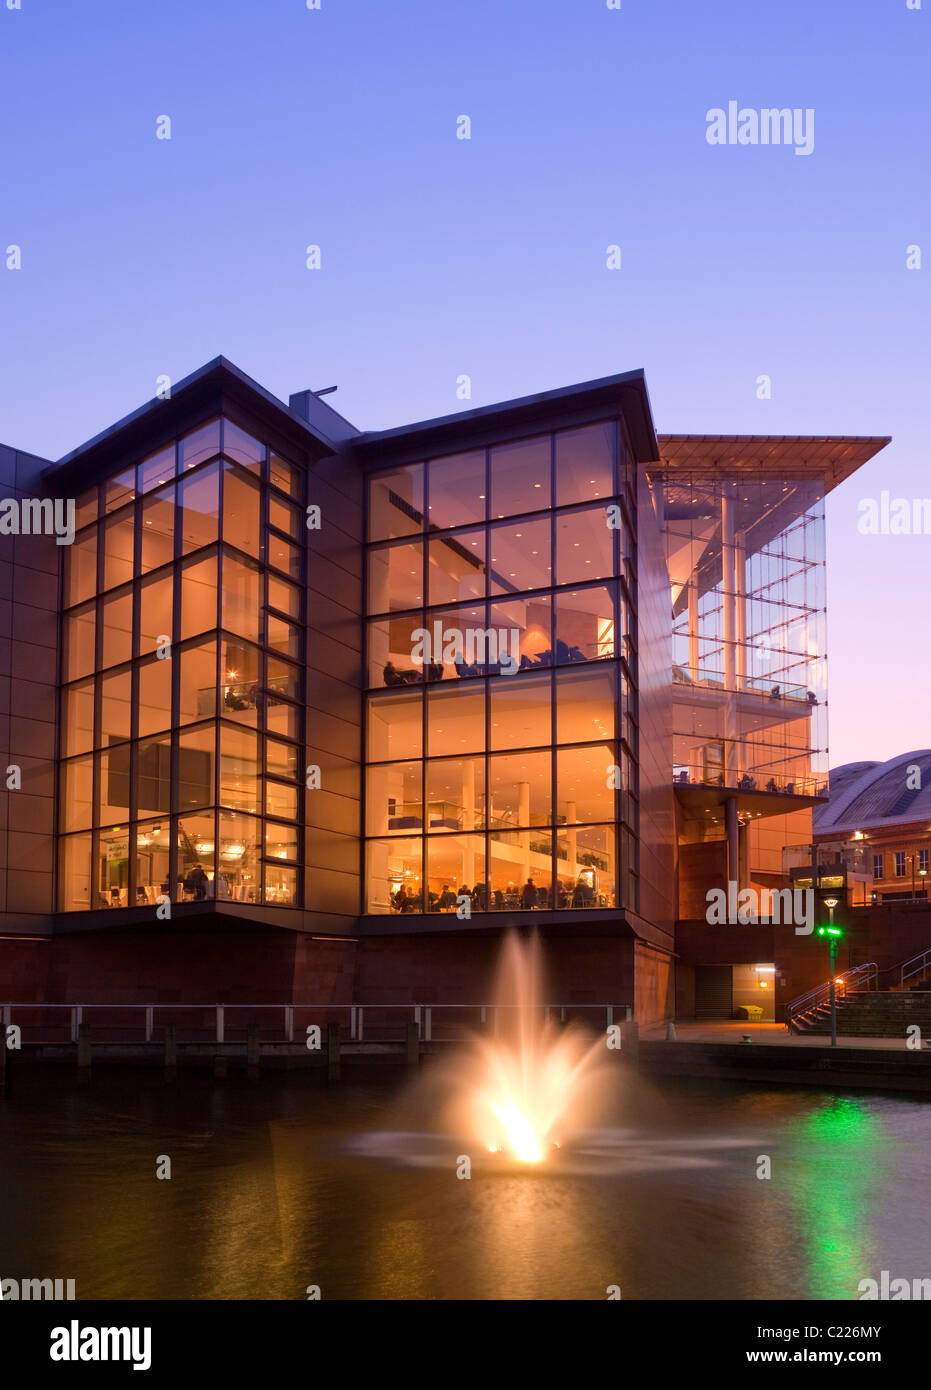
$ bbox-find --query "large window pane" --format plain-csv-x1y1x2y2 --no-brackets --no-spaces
134,820,170,905
427,684,484,756
367,689,423,761
219,725,259,811
140,485,175,572
98,744,131,826
488,518,551,595
427,528,486,606
427,451,485,530
61,755,94,832
137,734,172,814
556,506,615,585
264,863,298,906
181,420,220,472
557,743,616,823
138,656,172,737
266,701,301,740
368,613,425,688
426,756,485,831
369,464,424,540
74,490,97,530
266,533,302,579
555,422,615,507
269,452,300,499
555,586,615,663
268,654,301,705
59,832,92,911
427,835,485,911
96,826,130,907
103,509,134,590
366,761,422,836
265,780,298,819
222,552,261,641
219,638,261,725
488,596,552,671
177,813,216,899
488,750,551,826
490,437,550,519
179,463,219,553
489,672,551,750
366,836,422,914
488,829,553,910
266,737,299,781
223,463,261,553
62,681,95,757
100,590,134,669
176,725,215,811
100,669,132,747
556,665,617,744
268,494,301,540
557,824,616,908
223,420,263,473
267,573,300,620
265,820,298,861
367,541,424,615
63,605,95,682
105,469,135,514
179,640,217,724
216,811,260,902
138,445,175,496
136,574,173,658
180,554,218,640
65,530,97,607
267,613,301,659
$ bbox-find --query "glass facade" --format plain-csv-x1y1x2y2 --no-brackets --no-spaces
58,418,305,911
364,421,641,914
661,473,828,798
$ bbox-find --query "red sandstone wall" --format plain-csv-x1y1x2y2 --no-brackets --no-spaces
0,929,357,1005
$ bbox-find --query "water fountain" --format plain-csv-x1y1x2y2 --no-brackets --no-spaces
447,930,615,1163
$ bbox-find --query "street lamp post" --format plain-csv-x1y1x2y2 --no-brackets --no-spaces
817,897,842,1047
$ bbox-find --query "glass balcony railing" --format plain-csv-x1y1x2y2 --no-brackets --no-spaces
671,665,817,704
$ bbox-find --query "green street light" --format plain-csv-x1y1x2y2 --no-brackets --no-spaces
821,896,841,1047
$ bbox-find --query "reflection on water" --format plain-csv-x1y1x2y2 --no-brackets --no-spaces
0,1069,928,1300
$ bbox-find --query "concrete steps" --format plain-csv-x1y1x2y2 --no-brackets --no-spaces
793,991,931,1037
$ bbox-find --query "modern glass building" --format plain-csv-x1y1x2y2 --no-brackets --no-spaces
0,359,889,1017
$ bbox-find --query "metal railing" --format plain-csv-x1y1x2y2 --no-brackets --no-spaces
0,1001,630,1047
785,963,878,1028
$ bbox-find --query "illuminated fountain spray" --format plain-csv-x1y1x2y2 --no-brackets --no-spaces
455,932,615,1164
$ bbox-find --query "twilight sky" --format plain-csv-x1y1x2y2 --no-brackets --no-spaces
0,0,927,767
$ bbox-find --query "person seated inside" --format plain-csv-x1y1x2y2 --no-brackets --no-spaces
493,889,505,910
572,876,596,907
437,883,458,910
425,660,444,682
183,862,210,901
392,884,411,912
770,685,782,700
383,660,406,687
765,777,777,793
520,879,538,909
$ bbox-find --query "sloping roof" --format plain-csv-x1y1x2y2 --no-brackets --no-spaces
814,752,931,834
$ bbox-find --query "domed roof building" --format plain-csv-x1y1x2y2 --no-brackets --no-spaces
814,752,931,902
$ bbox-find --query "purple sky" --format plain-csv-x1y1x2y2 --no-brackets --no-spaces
0,0,927,767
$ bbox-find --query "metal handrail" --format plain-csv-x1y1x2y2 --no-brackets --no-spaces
785,962,878,1025
0,1001,631,1046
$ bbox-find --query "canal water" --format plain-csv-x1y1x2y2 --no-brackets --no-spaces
1,1066,928,1300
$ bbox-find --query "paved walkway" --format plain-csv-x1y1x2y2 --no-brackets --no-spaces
640,1020,924,1051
